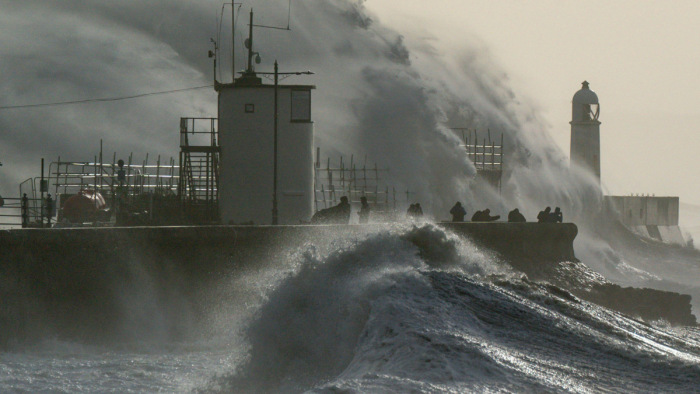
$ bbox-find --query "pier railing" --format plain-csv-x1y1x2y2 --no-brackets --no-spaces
0,196,51,228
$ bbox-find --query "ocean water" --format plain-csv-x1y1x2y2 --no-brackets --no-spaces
2,224,700,393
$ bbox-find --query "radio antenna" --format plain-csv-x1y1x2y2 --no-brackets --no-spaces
251,0,293,31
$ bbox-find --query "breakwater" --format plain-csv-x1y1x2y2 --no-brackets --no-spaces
0,222,694,347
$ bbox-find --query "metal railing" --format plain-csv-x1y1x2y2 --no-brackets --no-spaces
0,196,52,228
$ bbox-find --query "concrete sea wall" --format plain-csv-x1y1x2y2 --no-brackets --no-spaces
0,222,695,347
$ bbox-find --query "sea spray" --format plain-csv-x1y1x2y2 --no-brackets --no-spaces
205,223,510,392
201,223,700,392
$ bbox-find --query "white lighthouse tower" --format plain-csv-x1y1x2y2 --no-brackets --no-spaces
216,10,315,225
570,81,601,183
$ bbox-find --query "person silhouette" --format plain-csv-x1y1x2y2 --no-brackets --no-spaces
551,207,563,223
358,196,370,224
407,203,416,218
450,202,466,222
481,209,500,221
311,195,352,224
508,208,526,222
537,207,552,223
473,209,500,222
337,196,351,224
471,210,483,221
414,203,423,217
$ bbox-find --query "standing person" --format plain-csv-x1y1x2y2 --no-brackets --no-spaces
337,196,351,224
358,196,370,224
450,202,466,222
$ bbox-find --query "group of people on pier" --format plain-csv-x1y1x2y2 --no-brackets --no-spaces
311,196,564,225
536,206,563,223
450,202,563,224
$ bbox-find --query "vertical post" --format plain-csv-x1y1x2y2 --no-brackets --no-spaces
21,193,28,228
143,153,148,194
111,152,116,209
340,156,344,195
46,194,53,227
247,9,254,73
500,133,504,194
95,155,98,223
100,139,103,191
40,158,45,227
231,3,236,80
56,156,61,196
127,153,133,202
156,155,161,190
350,155,354,201
272,60,279,225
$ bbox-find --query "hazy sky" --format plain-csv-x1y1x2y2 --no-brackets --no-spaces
368,0,700,205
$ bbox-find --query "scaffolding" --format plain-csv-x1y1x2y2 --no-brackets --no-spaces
50,156,178,198
47,151,180,225
178,117,220,223
12,117,220,227
453,128,505,192
313,149,401,220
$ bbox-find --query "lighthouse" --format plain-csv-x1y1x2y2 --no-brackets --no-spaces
570,81,601,183
216,10,315,225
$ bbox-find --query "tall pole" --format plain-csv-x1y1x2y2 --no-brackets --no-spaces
231,3,235,79
247,9,254,72
40,158,44,227
272,60,279,224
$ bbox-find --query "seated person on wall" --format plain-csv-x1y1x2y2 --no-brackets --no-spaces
508,208,527,222
471,210,482,221
537,206,563,223
311,196,352,224
450,202,466,222
472,209,500,222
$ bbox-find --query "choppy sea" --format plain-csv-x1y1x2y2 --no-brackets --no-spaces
2,224,700,392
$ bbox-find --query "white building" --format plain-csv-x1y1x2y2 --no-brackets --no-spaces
217,72,315,225
570,81,601,183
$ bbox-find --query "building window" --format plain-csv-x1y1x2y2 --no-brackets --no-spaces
291,90,311,122
640,208,644,219
245,103,255,113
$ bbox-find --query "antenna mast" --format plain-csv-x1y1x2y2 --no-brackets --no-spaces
231,2,243,80
247,9,254,73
